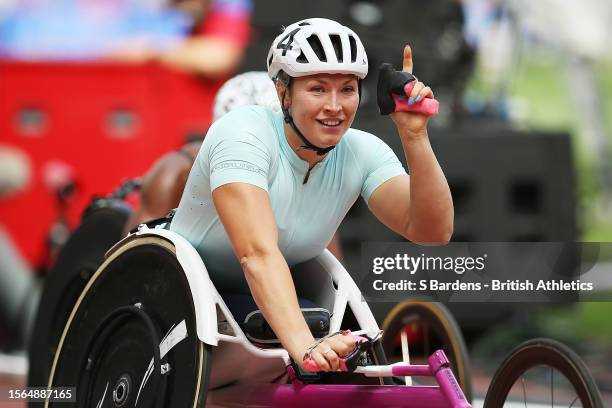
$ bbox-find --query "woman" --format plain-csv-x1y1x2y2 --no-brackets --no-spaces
170,18,453,372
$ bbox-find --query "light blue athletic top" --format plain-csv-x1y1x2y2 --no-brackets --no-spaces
170,106,406,292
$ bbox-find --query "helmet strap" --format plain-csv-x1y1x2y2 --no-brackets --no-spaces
280,91,335,156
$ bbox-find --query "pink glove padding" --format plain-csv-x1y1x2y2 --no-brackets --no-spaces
391,81,439,116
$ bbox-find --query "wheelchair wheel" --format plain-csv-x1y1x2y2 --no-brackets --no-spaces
45,236,211,408
380,300,472,401
28,202,129,393
483,338,603,408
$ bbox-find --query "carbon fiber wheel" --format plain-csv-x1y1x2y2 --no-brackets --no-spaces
45,236,211,408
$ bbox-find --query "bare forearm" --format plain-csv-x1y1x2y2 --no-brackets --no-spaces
158,37,243,77
241,251,314,361
400,128,453,243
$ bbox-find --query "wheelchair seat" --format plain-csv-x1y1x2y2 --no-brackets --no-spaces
219,292,331,346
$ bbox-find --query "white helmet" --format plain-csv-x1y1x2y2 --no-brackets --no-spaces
213,71,281,121
267,18,368,80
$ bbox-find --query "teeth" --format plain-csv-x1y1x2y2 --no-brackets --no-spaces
321,120,340,126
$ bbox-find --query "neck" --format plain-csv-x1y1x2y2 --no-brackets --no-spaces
283,123,327,167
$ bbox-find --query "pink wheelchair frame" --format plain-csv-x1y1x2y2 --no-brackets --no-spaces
209,348,471,408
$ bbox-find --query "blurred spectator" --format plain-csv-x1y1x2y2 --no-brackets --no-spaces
0,145,31,197
0,145,36,349
0,0,252,77
506,0,612,197
461,0,517,119
107,0,253,77
464,0,612,197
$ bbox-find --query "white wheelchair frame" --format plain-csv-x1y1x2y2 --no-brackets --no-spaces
100,224,383,387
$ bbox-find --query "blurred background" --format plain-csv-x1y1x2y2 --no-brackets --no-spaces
1,0,612,405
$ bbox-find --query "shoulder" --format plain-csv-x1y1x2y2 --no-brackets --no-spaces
181,140,203,161
338,128,404,179
149,150,193,176
210,105,277,135
206,106,280,146
201,106,281,168
340,127,392,158
143,151,194,193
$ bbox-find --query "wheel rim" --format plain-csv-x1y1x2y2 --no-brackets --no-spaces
484,338,603,408
380,301,472,401
77,304,165,408
504,365,592,406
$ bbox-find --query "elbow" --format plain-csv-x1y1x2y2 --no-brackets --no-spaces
438,227,453,244
405,224,453,245
239,245,279,281
435,222,454,244
197,42,243,78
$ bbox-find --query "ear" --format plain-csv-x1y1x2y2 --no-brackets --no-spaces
275,81,291,110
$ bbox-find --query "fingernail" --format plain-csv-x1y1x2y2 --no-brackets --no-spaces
408,97,414,105
415,96,421,102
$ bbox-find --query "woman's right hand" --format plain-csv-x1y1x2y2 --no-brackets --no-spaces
300,331,357,372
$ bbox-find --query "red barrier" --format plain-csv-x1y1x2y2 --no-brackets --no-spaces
0,61,221,270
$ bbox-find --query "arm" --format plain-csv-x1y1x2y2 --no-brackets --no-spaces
326,232,344,260
161,0,250,76
368,45,453,244
105,36,243,78
213,183,354,370
123,152,192,234
105,1,248,77
157,36,244,77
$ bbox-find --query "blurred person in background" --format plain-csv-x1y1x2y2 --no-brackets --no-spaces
462,0,612,204
0,0,253,276
0,0,252,79
0,146,38,350
105,0,252,78
507,0,612,204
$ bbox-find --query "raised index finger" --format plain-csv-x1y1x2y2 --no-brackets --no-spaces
402,45,413,74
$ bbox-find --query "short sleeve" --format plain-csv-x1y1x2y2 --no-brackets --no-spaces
357,134,406,203
205,107,275,192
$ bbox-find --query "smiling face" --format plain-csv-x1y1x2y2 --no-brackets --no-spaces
280,73,360,150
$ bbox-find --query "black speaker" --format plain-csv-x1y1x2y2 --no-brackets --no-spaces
429,125,577,243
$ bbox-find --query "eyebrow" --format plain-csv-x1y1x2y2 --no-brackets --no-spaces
307,78,357,86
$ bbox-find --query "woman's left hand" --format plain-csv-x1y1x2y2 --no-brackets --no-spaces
389,45,434,135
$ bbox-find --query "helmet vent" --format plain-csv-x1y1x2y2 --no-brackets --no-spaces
306,35,326,62
349,35,357,63
298,21,311,26
329,34,342,62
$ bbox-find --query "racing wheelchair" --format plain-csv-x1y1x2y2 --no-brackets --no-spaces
43,216,474,408
42,215,604,407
